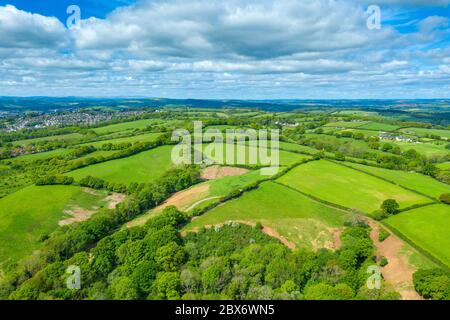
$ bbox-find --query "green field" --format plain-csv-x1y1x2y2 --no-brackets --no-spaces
385,204,450,267
392,141,449,158
277,160,430,214
278,142,321,154
400,127,450,140
67,145,174,184
344,162,449,199
324,121,369,128
358,122,400,131
6,148,70,163
93,119,183,134
12,133,84,146
185,181,349,249
196,143,310,167
76,132,163,148
0,185,107,266
437,162,450,170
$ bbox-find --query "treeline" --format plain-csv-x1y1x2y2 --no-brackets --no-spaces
413,268,450,300
284,127,447,179
0,166,201,298
3,206,401,300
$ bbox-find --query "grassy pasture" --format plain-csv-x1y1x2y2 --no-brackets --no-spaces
185,181,349,249
437,162,450,170
93,119,183,134
392,141,449,158
66,145,174,184
385,204,450,267
344,162,449,199
196,143,310,167
400,127,450,140
76,132,163,148
277,160,429,214
0,185,107,266
323,121,369,128
357,122,400,131
6,148,70,163
12,133,84,147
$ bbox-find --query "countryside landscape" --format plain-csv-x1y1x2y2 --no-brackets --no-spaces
0,99,449,300
0,0,449,305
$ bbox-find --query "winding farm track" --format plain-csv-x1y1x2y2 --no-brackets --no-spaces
366,220,422,300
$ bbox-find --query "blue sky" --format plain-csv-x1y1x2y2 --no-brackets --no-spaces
0,0,449,99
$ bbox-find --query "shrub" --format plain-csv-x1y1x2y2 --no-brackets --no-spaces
379,256,389,267
439,193,450,205
378,228,390,242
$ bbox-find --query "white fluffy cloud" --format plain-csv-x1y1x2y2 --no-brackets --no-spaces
0,0,449,98
0,5,66,48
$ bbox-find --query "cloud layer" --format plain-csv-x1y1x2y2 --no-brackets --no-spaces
0,0,449,98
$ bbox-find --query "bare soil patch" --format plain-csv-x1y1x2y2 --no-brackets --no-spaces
367,219,422,300
159,184,210,211
59,207,96,226
106,192,126,209
201,166,249,180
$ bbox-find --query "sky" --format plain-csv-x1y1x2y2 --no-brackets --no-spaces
0,0,449,99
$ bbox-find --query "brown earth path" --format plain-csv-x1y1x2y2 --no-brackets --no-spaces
366,219,422,300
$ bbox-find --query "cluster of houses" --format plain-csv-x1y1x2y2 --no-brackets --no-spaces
379,132,414,142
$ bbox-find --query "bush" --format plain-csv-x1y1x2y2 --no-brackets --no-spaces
372,210,388,221
439,193,450,205
379,256,389,267
378,228,390,242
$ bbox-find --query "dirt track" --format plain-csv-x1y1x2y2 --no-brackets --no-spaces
367,220,422,300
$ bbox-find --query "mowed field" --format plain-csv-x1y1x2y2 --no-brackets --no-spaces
357,122,400,131
385,204,450,267
392,141,449,158
76,132,164,148
92,119,184,134
345,162,449,199
12,133,84,146
323,121,370,128
66,145,174,184
7,148,70,163
277,160,430,214
185,181,349,249
0,185,107,266
399,127,450,140
196,143,311,167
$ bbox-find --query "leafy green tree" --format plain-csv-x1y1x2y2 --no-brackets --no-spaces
155,242,186,272
153,272,181,300
381,199,399,215
108,276,138,300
